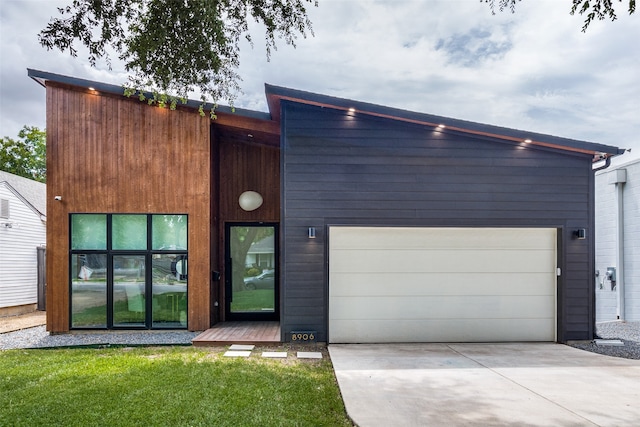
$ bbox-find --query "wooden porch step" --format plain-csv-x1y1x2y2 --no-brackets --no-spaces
192,321,281,347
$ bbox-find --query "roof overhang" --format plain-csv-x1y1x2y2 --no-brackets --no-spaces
265,84,625,161
28,69,625,161
28,69,280,140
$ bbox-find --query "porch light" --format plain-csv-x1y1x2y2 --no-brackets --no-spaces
573,228,586,240
238,191,263,211
308,227,316,239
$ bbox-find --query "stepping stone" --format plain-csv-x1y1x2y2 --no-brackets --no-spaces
229,344,255,351
262,351,288,358
223,350,252,357
297,351,322,359
594,339,624,346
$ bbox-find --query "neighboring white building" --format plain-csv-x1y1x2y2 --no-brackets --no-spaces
0,171,46,316
595,157,640,322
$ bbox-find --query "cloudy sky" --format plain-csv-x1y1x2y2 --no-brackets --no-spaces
1,0,638,162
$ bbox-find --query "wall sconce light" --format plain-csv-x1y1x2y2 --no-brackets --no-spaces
238,191,263,211
54,196,62,201
308,227,316,239
573,228,586,240
2,222,13,228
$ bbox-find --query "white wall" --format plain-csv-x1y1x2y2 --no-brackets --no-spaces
0,183,46,308
595,159,640,322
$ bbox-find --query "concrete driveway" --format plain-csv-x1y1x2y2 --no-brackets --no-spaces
329,343,640,426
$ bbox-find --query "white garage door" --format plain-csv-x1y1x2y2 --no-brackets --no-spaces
329,227,557,343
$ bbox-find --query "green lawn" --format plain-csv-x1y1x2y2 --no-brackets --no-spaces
0,346,351,427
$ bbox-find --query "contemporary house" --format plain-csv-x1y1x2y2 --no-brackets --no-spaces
595,157,640,322
29,68,624,343
0,170,47,316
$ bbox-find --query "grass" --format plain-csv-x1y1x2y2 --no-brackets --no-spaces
0,346,351,427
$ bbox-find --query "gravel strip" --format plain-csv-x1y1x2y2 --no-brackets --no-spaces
3,322,640,359
0,326,200,350
567,321,640,359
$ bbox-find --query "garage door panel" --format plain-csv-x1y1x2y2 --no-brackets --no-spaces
329,272,556,297
330,319,556,343
330,249,555,274
330,227,556,251
329,227,557,343
330,296,555,320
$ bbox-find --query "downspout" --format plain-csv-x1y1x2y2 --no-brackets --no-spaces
591,154,613,332
592,155,611,172
611,170,627,320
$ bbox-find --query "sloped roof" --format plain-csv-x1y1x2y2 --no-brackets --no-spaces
264,84,624,160
28,68,624,160
0,170,46,217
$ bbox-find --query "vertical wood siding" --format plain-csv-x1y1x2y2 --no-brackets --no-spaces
214,130,280,320
281,102,595,342
46,83,211,332
0,184,46,308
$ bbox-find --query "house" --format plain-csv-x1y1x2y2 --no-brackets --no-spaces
28,68,624,342
595,157,640,322
0,170,46,316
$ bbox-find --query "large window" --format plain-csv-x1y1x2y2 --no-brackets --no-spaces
70,214,187,329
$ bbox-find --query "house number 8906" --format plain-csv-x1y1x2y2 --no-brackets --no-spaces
291,331,316,341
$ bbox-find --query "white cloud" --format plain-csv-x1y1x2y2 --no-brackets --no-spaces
1,0,638,159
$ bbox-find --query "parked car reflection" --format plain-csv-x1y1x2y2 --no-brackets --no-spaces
243,270,275,290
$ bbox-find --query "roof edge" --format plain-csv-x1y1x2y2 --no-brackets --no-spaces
265,83,625,159
0,180,46,218
28,69,273,122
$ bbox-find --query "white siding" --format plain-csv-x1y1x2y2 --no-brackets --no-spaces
595,159,640,322
0,183,46,308
623,162,640,321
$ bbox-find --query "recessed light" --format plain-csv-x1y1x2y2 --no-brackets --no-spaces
348,107,356,113
88,87,95,91
437,124,445,129
524,139,532,143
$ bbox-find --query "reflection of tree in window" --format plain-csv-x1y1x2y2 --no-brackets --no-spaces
153,215,187,250
230,227,274,292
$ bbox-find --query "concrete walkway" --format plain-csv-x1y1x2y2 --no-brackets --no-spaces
329,343,640,427
0,311,46,333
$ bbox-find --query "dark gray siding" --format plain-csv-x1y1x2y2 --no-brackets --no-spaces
281,101,595,342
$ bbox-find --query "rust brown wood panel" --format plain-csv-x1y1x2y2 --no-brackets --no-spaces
215,128,280,321
218,137,280,222
45,82,211,332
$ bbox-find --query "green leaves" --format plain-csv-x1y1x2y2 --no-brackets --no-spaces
483,0,635,31
570,0,635,31
39,0,317,110
0,126,46,182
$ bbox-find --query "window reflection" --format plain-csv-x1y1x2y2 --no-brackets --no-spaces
71,253,107,328
152,254,187,327
69,214,188,329
113,255,146,327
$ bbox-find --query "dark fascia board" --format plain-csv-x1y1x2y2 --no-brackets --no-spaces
265,83,625,159
27,68,273,122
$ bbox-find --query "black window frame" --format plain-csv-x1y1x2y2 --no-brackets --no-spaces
69,213,188,330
